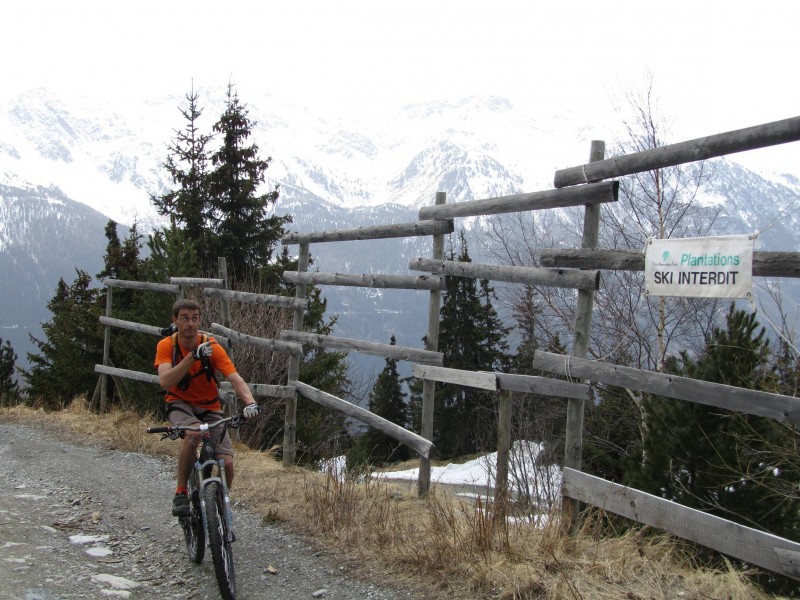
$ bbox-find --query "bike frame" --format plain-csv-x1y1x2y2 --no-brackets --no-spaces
193,422,235,544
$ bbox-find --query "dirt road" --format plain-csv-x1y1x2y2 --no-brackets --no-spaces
0,421,418,600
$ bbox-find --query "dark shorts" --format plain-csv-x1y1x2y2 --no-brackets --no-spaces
165,400,234,457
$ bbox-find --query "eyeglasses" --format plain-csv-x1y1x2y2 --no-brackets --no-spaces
178,316,201,323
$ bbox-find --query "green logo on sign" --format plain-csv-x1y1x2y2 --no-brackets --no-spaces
662,251,670,261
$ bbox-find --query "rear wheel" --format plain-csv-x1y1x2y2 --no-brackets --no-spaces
204,481,236,600
181,470,205,564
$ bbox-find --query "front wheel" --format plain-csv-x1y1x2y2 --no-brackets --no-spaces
204,481,236,600
181,469,205,564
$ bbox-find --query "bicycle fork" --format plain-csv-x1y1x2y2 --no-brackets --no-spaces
196,458,236,544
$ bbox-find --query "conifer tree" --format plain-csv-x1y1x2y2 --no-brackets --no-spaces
355,336,410,465
435,231,510,457
0,338,19,403
22,271,103,407
627,306,800,583
206,84,290,278
150,87,214,267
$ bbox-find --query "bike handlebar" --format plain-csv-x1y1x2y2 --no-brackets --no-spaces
146,412,250,435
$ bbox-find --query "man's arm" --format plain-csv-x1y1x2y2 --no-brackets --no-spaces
226,372,256,406
157,355,194,390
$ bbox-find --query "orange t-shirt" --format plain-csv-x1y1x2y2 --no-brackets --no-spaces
154,335,237,410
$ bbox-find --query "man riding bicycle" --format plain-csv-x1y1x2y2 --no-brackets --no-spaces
155,298,258,518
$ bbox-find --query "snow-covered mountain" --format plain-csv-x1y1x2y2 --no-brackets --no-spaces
2,87,799,376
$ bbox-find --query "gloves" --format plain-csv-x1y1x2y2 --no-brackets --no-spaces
192,341,213,360
243,404,259,419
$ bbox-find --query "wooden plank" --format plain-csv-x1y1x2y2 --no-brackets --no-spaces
541,248,800,278
533,350,800,424
495,372,589,400
282,271,447,291
219,382,295,398
554,116,800,188
98,317,230,347
420,191,448,497
409,258,599,290
562,468,800,581
412,364,497,391
418,181,618,220
94,365,295,400
494,389,512,513
295,381,434,458
99,316,162,337
210,323,303,357
103,278,180,294
563,140,605,530
280,331,443,365
284,243,309,467
203,287,309,310
170,277,225,288
94,365,159,385
281,219,454,244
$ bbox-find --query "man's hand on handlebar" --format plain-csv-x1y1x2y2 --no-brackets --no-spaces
242,403,259,420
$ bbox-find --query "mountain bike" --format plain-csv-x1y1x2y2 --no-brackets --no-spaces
147,412,250,600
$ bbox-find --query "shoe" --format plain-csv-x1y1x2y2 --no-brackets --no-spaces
172,493,190,517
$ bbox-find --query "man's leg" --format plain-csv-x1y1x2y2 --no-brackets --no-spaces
177,431,200,488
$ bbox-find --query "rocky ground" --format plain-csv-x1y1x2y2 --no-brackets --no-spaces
0,421,424,600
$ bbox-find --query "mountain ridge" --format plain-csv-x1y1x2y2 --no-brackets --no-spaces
2,87,800,378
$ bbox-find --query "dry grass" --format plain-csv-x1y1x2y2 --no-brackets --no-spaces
0,399,786,599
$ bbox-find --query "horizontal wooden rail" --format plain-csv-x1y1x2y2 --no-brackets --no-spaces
562,468,800,581
103,278,180,294
99,316,163,337
412,364,591,399
409,258,600,290
533,350,800,424
170,277,225,288
418,181,618,220
95,364,159,385
412,364,498,390
554,116,800,188
282,271,446,291
495,373,589,400
541,248,800,278
99,317,230,347
281,219,454,244
203,287,309,310
219,381,295,398
210,323,303,357
281,331,443,365
94,365,295,399
294,381,434,458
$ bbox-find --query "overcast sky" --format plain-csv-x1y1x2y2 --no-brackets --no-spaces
3,1,799,168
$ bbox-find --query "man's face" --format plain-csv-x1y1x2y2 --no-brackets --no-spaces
173,309,201,338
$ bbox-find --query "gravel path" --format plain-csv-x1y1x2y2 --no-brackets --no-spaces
0,422,422,600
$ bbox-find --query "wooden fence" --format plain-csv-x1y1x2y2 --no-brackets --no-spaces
95,115,800,581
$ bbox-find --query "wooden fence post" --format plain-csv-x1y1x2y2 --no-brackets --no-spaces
494,388,512,520
284,243,309,467
97,285,113,412
563,140,605,532
218,257,238,429
418,191,446,496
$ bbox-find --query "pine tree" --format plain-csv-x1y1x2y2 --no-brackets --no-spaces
150,87,214,267
435,231,510,458
206,84,290,278
627,305,800,585
0,338,19,403
354,336,410,465
22,271,103,407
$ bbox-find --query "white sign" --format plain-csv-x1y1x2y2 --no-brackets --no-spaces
644,235,754,299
